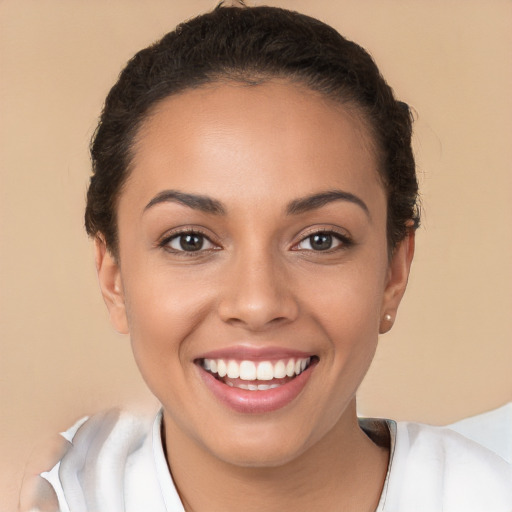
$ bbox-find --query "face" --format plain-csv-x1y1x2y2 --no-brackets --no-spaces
96,81,413,467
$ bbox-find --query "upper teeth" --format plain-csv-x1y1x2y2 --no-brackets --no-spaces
203,357,311,381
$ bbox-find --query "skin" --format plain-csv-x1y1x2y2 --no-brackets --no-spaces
95,80,414,512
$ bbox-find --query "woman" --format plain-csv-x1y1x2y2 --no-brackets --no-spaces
21,4,512,511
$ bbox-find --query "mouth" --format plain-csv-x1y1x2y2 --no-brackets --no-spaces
199,356,317,390
195,354,319,413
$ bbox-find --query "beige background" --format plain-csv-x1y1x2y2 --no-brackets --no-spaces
1,0,511,508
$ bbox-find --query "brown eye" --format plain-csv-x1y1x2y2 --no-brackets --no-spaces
180,234,204,251
165,232,216,252
295,231,348,252
309,233,333,251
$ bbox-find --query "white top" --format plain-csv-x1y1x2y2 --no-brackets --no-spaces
37,408,512,512
448,402,512,463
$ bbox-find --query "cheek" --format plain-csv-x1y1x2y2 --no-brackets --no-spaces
299,256,388,392
300,260,386,334
121,266,214,378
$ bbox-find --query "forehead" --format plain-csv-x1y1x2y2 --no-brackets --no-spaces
125,80,384,212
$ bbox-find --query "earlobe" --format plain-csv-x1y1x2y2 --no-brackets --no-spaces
379,229,415,334
94,237,129,334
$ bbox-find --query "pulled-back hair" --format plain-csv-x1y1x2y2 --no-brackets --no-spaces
85,4,419,255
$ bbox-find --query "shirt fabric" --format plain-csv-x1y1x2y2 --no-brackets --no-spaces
40,408,512,512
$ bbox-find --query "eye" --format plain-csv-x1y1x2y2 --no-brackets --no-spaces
295,231,348,251
163,231,217,252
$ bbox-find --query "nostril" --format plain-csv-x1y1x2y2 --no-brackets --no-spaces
221,312,296,331
218,290,299,328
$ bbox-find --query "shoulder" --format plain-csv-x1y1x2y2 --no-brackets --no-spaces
448,402,512,464
46,408,154,478
22,409,170,512
384,421,512,512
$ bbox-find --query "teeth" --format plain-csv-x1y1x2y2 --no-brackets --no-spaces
239,360,256,380
227,360,239,379
202,356,312,382
232,382,282,391
217,359,227,378
274,360,286,379
256,361,274,381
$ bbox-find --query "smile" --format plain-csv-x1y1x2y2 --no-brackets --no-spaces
201,357,312,390
196,353,318,413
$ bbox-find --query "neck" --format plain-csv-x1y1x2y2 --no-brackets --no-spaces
162,400,389,512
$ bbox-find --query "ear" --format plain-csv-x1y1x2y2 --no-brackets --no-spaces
379,229,415,334
94,237,129,334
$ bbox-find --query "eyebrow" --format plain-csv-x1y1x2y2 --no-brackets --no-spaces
144,190,226,215
286,189,370,217
143,188,369,218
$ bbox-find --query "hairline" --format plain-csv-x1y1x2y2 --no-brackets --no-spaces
104,75,390,260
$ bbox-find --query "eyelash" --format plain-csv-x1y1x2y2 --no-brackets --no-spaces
292,229,353,253
158,228,352,255
158,229,220,255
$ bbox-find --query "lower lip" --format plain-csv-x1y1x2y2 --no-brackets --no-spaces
197,364,315,414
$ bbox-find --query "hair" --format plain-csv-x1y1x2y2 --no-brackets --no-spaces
85,4,419,256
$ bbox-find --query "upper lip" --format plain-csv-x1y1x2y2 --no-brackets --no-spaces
195,345,316,362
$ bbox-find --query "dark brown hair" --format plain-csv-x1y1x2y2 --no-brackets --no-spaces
85,5,419,255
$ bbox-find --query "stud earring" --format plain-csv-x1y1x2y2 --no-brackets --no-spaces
379,313,394,334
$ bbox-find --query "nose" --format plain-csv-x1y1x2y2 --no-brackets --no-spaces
217,250,299,331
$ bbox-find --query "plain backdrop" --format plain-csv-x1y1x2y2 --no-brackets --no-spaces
1,0,511,509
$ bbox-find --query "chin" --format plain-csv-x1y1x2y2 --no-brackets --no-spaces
211,441,308,469
198,418,321,469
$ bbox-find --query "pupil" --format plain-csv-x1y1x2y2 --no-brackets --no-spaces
311,233,332,250
180,234,203,251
